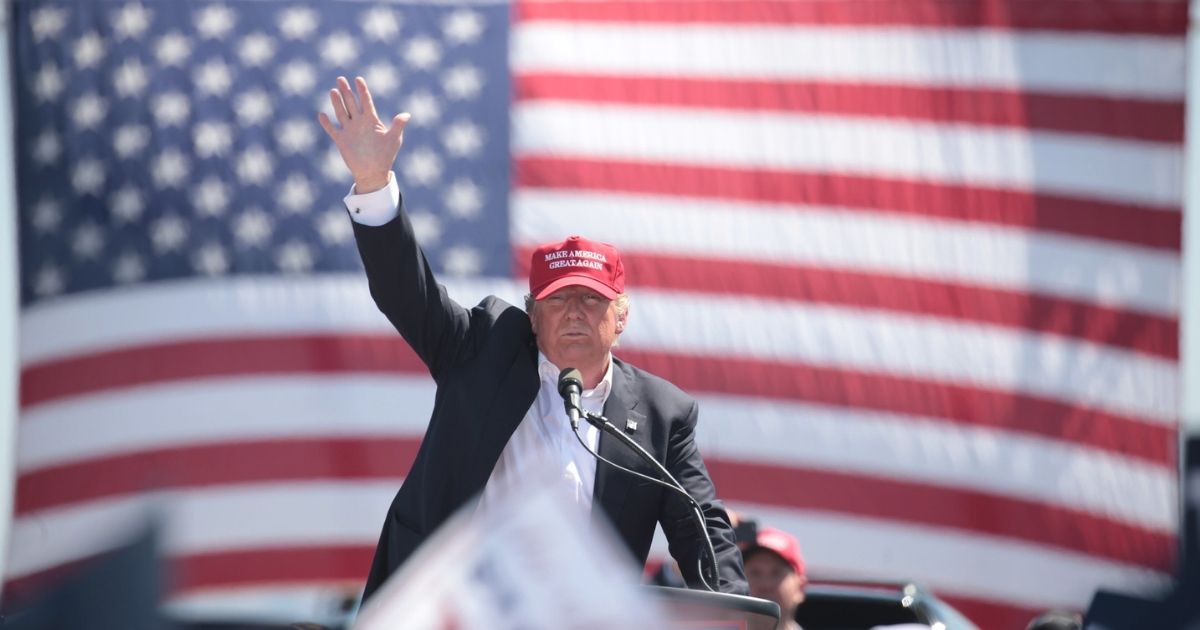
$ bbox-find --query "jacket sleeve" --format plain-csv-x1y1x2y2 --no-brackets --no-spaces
350,195,472,380
659,400,749,595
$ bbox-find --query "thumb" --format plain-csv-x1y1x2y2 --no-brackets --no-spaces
389,112,411,141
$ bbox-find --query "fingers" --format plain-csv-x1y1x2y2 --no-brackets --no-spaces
356,76,376,119
317,111,337,138
329,87,351,127
336,76,358,119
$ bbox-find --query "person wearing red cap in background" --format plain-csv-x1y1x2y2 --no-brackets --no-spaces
742,527,808,630
319,76,748,603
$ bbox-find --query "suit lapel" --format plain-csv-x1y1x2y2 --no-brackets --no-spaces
592,359,643,524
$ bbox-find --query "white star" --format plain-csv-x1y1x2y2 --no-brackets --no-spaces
444,178,483,219
442,245,483,276
113,59,149,98
275,118,316,153
152,149,190,188
275,240,314,273
443,9,485,45
235,89,273,126
71,158,106,196
31,7,68,42
194,58,233,96
316,209,352,245
71,93,108,130
191,177,230,216
110,186,145,222
192,242,230,276
405,90,440,125
238,32,276,66
32,131,61,165
33,265,65,297
72,222,105,259
361,8,401,41
31,198,62,233
321,32,358,67
33,64,64,102
151,214,188,252
321,147,349,181
278,60,316,95
194,121,234,157
112,3,152,40
196,4,236,40
155,32,192,67
237,145,274,184
443,64,483,100
278,174,314,213
279,7,319,40
73,32,106,69
234,207,273,246
408,210,442,245
404,37,441,71
442,120,484,157
363,62,400,96
113,124,151,158
402,147,442,186
151,91,190,127
113,252,146,284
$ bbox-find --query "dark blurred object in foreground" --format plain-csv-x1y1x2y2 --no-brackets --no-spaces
1083,435,1200,629
0,524,163,630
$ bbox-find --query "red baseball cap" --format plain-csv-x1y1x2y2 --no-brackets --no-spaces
744,527,805,576
529,235,625,300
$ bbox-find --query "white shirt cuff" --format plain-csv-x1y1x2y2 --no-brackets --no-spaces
343,172,400,226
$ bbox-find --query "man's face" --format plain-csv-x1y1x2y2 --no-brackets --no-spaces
530,285,625,372
745,550,806,618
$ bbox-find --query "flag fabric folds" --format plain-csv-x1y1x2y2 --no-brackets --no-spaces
8,2,1186,628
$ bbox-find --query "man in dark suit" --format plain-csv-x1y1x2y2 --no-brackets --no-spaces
319,75,748,601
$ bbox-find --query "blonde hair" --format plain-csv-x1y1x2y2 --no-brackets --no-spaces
525,292,630,320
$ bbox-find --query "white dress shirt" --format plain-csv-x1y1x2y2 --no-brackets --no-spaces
344,175,612,514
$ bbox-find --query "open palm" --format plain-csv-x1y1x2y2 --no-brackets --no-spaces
318,75,409,193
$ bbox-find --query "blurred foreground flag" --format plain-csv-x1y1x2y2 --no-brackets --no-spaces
7,1,1185,629
356,456,667,630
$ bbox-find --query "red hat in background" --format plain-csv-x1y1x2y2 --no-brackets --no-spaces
744,526,805,577
529,235,625,300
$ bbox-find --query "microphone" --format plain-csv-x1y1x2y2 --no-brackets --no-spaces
557,368,584,430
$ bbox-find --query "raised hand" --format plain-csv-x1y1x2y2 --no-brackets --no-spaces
318,76,409,193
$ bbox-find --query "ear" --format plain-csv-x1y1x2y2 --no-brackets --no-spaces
615,308,628,334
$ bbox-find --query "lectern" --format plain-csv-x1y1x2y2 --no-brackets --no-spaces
646,586,782,630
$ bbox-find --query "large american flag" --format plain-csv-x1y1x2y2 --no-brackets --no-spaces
8,1,1185,628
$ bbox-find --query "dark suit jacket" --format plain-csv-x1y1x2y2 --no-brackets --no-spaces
352,201,748,600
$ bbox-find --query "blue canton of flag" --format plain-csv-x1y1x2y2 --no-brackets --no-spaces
14,0,512,306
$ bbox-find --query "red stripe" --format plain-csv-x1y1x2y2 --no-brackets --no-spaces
711,460,1175,571
14,438,419,514
514,248,1179,360
20,337,1174,465
515,0,1188,35
515,156,1183,251
174,546,374,592
19,334,427,408
517,74,1184,143
14,441,1173,569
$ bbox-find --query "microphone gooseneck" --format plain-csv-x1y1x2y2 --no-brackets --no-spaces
557,370,720,592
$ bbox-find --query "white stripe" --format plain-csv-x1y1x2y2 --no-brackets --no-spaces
628,292,1178,424
18,275,523,365
512,23,1187,99
717,505,1171,611
513,189,1182,316
166,586,358,626
8,483,1169,612
513,102,1183,207
19,279,1178,422
17,377,1174,531
7,481,397,579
